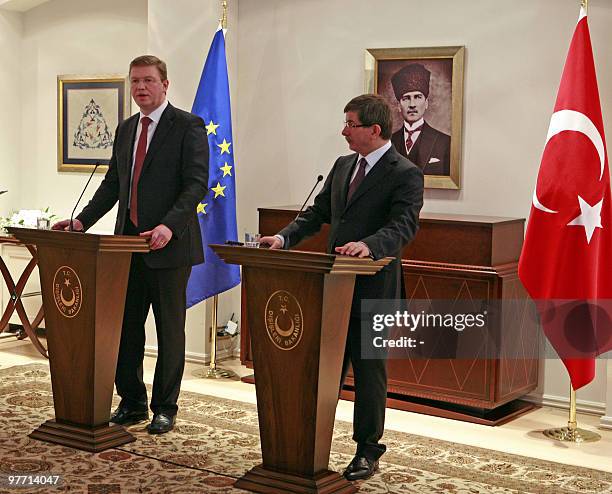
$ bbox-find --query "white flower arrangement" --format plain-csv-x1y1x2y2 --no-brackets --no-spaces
0,208,57,234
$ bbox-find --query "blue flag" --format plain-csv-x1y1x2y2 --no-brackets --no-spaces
186,27,240,308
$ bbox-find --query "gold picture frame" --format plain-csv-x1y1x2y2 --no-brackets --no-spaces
365,46,465,190
57,74,130,173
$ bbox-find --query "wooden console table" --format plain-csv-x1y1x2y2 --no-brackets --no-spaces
240,208,540,425
0,236,47,357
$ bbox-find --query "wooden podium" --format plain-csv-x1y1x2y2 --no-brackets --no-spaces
211,244,391,494
7,227,148,452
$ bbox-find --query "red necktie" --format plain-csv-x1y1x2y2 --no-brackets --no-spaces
129,116,152,226
347,157,367,201
405,125,423,154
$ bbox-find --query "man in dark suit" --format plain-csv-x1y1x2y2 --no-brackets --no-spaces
390,63,450,176
260,94,423,481
53,55,209,434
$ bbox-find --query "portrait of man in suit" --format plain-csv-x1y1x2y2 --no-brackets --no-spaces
260,94,424,482
390,63,451,176
53,55,209,435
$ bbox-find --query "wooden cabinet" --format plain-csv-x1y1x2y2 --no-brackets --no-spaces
240,208,540,425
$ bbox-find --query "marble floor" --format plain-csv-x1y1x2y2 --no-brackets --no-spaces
1,334,611,474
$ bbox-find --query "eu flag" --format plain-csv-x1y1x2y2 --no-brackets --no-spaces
187,27,240,308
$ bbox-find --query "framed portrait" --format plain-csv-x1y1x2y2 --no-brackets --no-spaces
57,74,130,172
365,46,465,189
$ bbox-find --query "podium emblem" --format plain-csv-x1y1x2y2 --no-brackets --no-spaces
53,266,83,318
265,290,303,350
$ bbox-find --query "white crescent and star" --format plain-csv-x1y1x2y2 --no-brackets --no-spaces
532,109,606,244
567,196,603,244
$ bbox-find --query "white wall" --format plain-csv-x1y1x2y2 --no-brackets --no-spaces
233,0,611,410
234,0,612,227
0,10,22,216
19,0,148,231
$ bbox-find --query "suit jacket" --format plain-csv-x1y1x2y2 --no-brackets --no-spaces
391,122,450,176
77,103,209,269
279,145,423,311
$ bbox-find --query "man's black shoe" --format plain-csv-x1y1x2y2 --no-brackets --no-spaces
109,406,148,426
147,413,176,434
343,456,379,481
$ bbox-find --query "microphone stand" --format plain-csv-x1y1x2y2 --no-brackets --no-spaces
295,175,324,221
69,162,100,231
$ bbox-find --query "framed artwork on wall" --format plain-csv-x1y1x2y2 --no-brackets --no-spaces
365,46,465,190
57,74,130,173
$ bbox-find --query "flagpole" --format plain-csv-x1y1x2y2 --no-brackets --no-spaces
539,0,601,445
191,0,238,381
543,381,600,442
221,0,228,29
192,294,238,379
209,295,219,371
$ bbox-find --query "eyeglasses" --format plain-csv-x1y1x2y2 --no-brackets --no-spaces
343,121,371,129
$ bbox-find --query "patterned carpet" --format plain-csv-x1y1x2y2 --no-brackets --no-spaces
0,364,610,493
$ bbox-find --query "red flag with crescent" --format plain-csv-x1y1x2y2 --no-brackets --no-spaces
519,6,612,390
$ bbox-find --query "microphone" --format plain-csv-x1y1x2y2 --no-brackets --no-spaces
294,174,324,221
69,162,101,231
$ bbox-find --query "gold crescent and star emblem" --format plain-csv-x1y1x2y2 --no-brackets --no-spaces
264,290,303,351
273,316,294,337
53,266,82,318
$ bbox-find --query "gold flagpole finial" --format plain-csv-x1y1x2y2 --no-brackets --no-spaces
220,0,228,29
581,0,588,12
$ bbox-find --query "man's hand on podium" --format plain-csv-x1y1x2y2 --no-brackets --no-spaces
52,219,84,231
335,241,371,258
140,224,172,250
259,236,282,249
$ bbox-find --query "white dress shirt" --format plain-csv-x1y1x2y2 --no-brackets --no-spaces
402,117,425,153
350,140,392,181
129,99,169,201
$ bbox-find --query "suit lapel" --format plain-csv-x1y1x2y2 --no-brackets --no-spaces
336,155,357,212
141,103,176,174
121,114,139,176
345,147,397,210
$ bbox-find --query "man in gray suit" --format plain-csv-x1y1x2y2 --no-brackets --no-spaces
390,63,451,176
260,94,423,481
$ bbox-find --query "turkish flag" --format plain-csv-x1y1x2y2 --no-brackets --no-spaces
519,7,612,390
